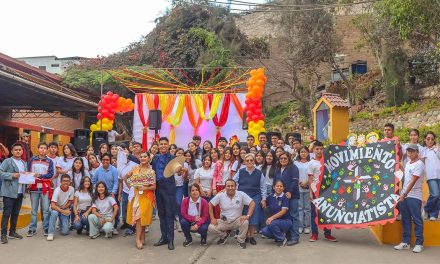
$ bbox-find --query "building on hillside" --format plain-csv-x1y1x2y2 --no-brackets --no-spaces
16,55,89,75
0,52,98,155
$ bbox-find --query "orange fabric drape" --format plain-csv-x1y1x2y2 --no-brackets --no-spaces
230,94,243,120
185,94,206,135
159,94,177,122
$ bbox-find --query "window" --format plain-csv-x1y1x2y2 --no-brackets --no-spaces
51,64,60,67
38,66,46,70
40,133,47,143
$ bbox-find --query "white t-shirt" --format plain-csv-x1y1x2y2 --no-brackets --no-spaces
231,160,245,172
92,196,117,218
68,170,91,190
174,172,184,187
74,190,92,211
420,146,440,180
194,166,214,192
186,159,202,185
210,191,252,220
402,159,425,200
108,130,120,143
295,160,310,192
12,158,26,194
222,161,232,184
56,157,75,187
188,197,201,217
47,155,59,187
52,186,75,207
307,159,322,193
263,164,273,186
117,150,139,194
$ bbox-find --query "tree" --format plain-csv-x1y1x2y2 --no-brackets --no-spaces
260,0,350,117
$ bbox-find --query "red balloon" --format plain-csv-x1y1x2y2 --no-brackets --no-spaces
108,113,115,120
97,106,102,113
106,91,113,96
98,101,102,107
112,94,119,102
102,109,109,117
249,103,256,110
246,117,250,123
251,115,259,121
96,113,102,120
101,95,106,100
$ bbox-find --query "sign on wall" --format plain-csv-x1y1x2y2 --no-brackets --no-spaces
313,142,400,229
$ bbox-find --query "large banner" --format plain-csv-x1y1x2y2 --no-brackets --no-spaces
313,142,400,229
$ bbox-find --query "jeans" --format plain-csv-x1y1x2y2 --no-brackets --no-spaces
88,214,114,237
114,193,120,229
288,198,300,242
298,191,311,228
183,182,189,198
311,193,331,236
156,177,177,242
400,197,424,245
1,195,23,235
48,210,70,236
261,218,293,242
180,218,209,241
29,191,50,232
121,192,129,225
424,179,440,218
175,186,184,220
73,214,89,233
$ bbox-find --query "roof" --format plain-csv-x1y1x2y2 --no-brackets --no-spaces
0,52,98,112
320,93,350,108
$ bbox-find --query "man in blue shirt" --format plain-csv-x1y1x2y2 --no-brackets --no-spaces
92,153,119,234
152,137,176,250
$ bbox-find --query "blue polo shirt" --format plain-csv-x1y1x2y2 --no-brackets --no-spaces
267,193,290,220
152,153,174,182
92,165,119,194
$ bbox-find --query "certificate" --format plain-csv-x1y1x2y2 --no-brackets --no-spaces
19,172,36,184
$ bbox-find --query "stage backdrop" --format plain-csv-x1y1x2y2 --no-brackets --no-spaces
133,93,248,147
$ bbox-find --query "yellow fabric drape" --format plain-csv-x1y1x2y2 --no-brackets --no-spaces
166,95,186,143
185,95,205,135
194,94,222,120
159,94,177,122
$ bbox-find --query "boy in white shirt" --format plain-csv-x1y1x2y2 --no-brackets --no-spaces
394,144,425,253
47,174,75,241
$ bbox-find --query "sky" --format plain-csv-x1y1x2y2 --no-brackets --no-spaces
0,0,171,58
1,0,266,59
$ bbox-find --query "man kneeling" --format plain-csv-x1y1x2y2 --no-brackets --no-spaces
261,180,292,247
208,179,255,249
47,174,74,241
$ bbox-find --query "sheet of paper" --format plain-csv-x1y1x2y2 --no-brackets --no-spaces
19,172,36,184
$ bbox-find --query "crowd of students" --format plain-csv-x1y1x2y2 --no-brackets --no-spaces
0,123,438,253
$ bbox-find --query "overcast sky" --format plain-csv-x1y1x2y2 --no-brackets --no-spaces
0,0,170,58
1,0,265,59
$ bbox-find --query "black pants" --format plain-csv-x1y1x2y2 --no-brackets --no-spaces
156,177,177,242
1,194,23,235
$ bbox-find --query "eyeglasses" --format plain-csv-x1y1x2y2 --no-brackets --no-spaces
102,159,110,161
279,157,288,160
245,159,254,162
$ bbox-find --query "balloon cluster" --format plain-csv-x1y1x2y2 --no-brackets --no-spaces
244,68,267,144
89,91,135,133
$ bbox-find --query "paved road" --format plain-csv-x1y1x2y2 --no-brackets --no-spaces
0,219,437,264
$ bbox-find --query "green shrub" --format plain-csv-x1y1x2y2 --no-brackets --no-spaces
352,111,373,120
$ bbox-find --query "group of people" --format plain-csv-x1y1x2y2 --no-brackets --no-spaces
0,123,439,253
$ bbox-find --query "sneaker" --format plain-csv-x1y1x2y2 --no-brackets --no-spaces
106,232,113,238
249,237,257,245
287,240,299,246
124,229,135,237
217,236,228,245
8,232,23,239
77,229,82,235
43,229,48,236
261,234,270,239
69,226,74,231
112,229,119,235
46,234,54,241
1,234,7,244
309,234,318,242
91,233,101,239
183,239,193,247
304,227,311,234
324,234,337,242
27,230,36,237
298,227,303,234
276,238,287,247
238,241,246,249
412,245,423,253
394,242,410,250
120,223,129,230
429,216,437,221
396,214,402,221
200,238,207,246
145,226,150,233
422,210,428,220
194,233,201,237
